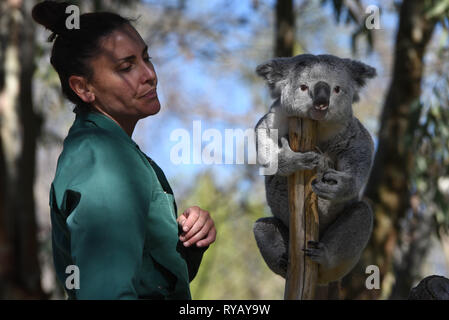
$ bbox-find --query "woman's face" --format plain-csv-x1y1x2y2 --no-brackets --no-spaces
86,24,160,130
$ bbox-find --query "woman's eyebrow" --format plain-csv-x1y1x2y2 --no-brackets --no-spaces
116,45,149,62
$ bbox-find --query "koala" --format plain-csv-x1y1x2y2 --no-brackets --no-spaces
253,54,376,285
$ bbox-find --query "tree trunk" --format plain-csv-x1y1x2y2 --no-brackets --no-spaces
274,0,295,57
0,0,45,299
389,196,435,299
341,0,438,299
285,118,319,300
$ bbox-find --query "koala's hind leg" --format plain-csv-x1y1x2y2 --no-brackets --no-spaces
253,217,289,278
306,200,373,284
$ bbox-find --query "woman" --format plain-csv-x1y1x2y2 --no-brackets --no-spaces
32,1,216,299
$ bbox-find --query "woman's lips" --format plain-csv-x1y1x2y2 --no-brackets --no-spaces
140,89,157,99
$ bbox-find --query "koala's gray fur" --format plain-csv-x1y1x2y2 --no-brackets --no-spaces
253,54,376,285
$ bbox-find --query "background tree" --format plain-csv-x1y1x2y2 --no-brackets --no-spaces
335,0,449,299
0,0,45,299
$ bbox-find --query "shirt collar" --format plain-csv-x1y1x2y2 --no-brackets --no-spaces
73,106,138,148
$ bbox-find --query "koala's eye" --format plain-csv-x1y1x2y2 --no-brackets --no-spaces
334,86,341,94
300,85,308,91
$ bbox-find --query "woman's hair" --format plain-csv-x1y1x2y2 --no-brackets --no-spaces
32,1,133,110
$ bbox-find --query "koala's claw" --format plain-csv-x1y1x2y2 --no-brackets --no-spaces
314,146,324,154
311,178,334,200
297,152,320,169
322,175,338,185
303,241,328,265
307,240,323,248
312,169,356,200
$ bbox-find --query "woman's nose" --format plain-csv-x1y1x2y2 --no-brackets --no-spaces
141,61,157,85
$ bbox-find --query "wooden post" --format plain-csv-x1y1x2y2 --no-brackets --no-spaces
284,117,319,300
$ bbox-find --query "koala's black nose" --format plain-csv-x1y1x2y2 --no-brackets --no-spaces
313,81,330,109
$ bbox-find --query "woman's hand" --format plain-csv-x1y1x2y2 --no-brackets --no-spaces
177,206,216,248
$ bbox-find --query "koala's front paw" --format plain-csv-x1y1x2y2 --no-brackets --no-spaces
303,241,331,267
277,136,320,176
315,150,334,173
311,169,356,201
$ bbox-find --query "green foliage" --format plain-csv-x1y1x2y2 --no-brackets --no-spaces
425,0,449,20
411,75,449,232
320,0,375,54
177,171,284,299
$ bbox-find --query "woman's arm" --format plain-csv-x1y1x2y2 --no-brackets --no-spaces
59,138,148,299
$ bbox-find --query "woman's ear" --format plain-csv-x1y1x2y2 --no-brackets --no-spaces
69,75,95,103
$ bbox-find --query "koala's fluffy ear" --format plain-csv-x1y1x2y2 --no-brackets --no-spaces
256,58,290,98
343,59,377,88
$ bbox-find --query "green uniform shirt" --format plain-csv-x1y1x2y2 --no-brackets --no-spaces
49,107,205,299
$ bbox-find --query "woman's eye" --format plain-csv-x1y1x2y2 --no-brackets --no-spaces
119,64,132,72
334,86,341,93
300,84,308,91
144,56,152,62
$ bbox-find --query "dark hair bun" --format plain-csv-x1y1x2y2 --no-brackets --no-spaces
32,1,72,37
